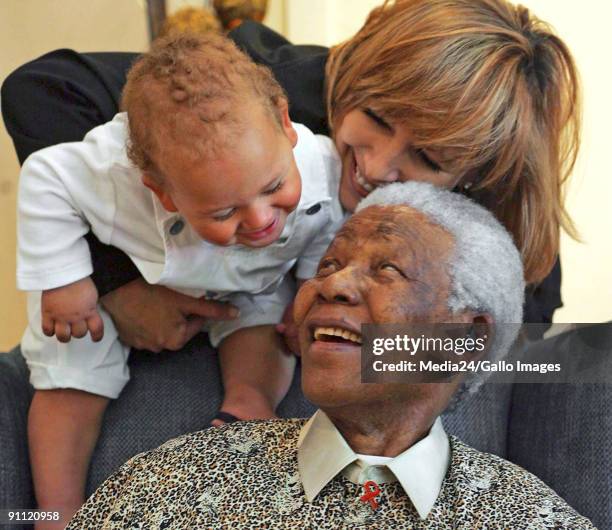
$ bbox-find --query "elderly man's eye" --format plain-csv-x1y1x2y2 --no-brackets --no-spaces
380,262,406,277
317,258,339,276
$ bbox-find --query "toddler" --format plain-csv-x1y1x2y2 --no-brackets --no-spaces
17,33,343,526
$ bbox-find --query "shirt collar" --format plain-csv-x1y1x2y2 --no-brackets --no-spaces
297,410,450,520
297,410,357,504
291,122,332,209
386,416,450,519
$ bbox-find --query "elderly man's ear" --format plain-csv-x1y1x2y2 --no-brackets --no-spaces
458,312,494,361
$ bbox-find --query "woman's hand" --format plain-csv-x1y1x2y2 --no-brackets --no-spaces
100,278,239,352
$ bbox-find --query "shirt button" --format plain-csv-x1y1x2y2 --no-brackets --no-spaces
169,219,184,235
306,203,321,215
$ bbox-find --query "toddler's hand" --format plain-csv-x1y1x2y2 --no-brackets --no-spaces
41,277,104,343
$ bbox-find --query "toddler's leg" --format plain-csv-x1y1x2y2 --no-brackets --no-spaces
215,325,296,425
28,389,109,529
21,291,130,529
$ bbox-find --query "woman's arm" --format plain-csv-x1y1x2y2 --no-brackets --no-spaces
2,49,135,164
100,279,238,353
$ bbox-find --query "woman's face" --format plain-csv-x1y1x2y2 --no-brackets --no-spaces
335,109,464,212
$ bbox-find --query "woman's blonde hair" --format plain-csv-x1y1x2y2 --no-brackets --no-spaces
326,0,581,284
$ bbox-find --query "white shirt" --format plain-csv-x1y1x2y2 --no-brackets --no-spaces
297,410,451,519
17,113,345,297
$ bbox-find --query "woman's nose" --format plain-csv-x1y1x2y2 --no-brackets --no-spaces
362,147,401,186
318,269,361,305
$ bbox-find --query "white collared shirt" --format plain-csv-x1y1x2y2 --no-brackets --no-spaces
17,113,345,296
297,409,450,519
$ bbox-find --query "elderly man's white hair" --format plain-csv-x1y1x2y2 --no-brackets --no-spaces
356,181,525,392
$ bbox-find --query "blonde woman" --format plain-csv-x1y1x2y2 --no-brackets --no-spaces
3,0,579,349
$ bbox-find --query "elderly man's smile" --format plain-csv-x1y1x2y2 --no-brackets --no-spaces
312,326,362,345
305,314,363,356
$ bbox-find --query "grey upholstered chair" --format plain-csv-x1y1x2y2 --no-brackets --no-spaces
1,324,610,529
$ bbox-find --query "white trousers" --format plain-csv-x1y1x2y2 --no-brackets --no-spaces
21,278,295,399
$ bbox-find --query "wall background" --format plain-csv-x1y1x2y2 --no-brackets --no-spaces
0,0,610,350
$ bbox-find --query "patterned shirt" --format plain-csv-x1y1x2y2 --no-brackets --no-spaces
68,419,596,529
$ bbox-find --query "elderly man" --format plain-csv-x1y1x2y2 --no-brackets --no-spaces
67,182,595,529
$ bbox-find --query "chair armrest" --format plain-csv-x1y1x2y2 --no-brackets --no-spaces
508,324,612,529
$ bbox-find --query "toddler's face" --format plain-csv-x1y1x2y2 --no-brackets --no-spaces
146,104,301,248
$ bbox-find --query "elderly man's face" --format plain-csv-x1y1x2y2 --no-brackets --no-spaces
294,205,460,408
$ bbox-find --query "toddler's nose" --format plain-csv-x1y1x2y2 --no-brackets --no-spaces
243,204,275,231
